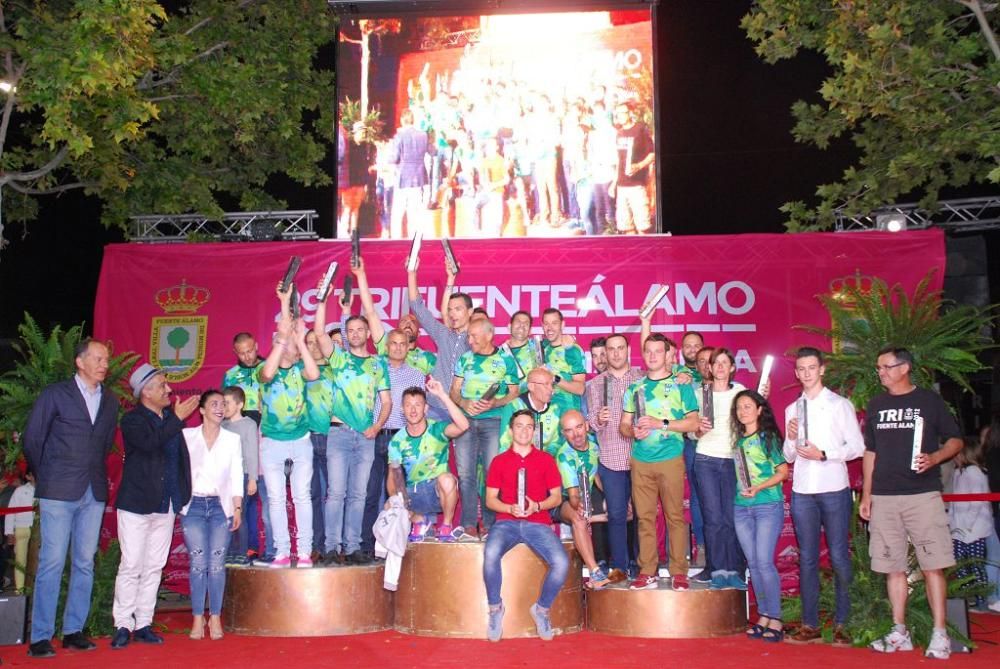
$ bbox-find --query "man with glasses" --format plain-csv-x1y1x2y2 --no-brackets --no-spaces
860,346,962,659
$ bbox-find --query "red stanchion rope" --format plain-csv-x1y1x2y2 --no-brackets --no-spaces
942,493,1000,503
0,506,34,515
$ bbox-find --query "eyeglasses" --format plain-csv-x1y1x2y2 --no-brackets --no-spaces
875,362,907,372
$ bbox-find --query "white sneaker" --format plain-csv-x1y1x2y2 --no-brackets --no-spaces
870,627,914,653
924,630,951,660
989,600,1000,614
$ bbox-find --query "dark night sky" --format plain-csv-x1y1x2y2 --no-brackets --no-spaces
0,1,856,340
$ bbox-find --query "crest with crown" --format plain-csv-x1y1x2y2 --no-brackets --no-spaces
155,280,211,315
828,270,876,304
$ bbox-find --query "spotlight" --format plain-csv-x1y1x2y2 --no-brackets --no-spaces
876,213,906,233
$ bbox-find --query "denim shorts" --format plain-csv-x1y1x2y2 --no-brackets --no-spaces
408,479,443,514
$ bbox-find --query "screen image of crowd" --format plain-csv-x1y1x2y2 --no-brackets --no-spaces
336,11,658,239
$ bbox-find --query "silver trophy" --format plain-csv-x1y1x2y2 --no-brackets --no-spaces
633,390,646,426
757,355,774,394
535,421,543,451
639,285,671,320
406,230,423,272
480,382,501,401
795,397,808,448
578,468,591,522
279,256,302,293
735,445,753,493
441,237,460,275
602,376,610,408
517,467,526,512
910,415,924,472
533,335,546,367
701,384,714,429
316,261,338,301
350,227,361,268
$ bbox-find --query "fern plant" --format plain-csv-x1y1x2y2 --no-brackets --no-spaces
796,269,995,410
0,312,139,470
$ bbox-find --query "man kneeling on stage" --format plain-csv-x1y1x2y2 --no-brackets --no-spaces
554,410,620,589
483,409,568,642
387,380,468,541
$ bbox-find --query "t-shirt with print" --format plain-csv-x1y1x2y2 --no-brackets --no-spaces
623,374,698,463
257,362,308,441
487,447,562,525
223,362,263,413
329,348,390,434
499,394,563,456
374,331,437,375
672,363,702,385
505,341,538,393
453,347,519,419
554,433,600,498
541,340,586,412
733,432,786,507
864,387,961,495
615,122,653,187
304,364,335,434
388,419,451,485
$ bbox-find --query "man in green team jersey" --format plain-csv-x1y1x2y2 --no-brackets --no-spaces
387,378,468,542
498,367,563,456
540,308,586,412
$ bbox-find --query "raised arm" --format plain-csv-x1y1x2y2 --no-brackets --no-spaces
314,275,335,358
260,288,293,383
354,258,385,344
294,319,320,382
426,377,469,437
439,261,457,320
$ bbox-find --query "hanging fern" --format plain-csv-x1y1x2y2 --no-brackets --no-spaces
795,269,996,410
0,313,139,471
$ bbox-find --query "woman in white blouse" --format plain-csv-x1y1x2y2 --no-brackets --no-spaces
181,390,243,640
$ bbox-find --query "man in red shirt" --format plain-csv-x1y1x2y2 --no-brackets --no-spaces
482,409,568,642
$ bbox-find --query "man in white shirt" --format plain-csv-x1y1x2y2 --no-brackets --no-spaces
783,347,865,647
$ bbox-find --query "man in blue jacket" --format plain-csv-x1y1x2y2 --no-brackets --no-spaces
110,363,198,649
22,339,120,658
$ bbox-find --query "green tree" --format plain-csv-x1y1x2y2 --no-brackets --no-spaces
742,1,1000,231
166,326,190,363
0,0,334,243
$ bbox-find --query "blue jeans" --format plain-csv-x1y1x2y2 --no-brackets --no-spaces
361,429,392,552
735,501,784,619
252,474,274,558
455,416,500,530
310,432,328,552
182,497,230,616
31,486,104,642
261,435,313,557
325,425,375,555
986,526,1000,605
791,487,853,626
693,453,741,573
227,474,252,559
483,521,569,609
683,437,704,546
599,463,633,573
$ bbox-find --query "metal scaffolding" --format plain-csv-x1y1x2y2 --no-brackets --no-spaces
834,195,1000,233
129,210,319,243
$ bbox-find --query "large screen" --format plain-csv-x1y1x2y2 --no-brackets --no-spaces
335,9,658,239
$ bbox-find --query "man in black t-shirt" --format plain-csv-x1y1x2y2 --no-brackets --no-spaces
611,102,654,234
860,347,962,659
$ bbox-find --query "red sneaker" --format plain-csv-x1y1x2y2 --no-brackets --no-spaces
672,574,689,591
629,573,659,590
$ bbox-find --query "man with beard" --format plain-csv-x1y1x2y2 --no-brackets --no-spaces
540,309,586,413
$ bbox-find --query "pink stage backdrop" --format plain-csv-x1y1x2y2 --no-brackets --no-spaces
94,231,945,592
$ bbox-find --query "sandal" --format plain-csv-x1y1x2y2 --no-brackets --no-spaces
746,616,769,638
761,619,784,643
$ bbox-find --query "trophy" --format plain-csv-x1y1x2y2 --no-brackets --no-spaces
578,468,591,522
290,283,300,319
351,227,361,268
406,230,423,272
735,445,753,493
535,422,543,451
795,397,808,448
342,274,354,306
602,376,610,408
533,335,546,367
757,355,774,394
317,261,338,301
910,415,924,472
441,237,460,275
639,285,671,320
633,390,646,425
701,384,714,429
279,255,302,292
517,467,526,513
480,382,502,402
390,466,409,509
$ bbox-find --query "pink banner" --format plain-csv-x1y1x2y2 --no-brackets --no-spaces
94,230,945,591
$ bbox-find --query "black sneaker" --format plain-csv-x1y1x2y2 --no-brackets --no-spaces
61,631,96,651
345,550,373,565
133,625,164,644
110,627,131,649
28,639,56,658
321,551,345,567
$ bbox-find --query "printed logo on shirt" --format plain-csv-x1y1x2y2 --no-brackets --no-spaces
874,407,922,430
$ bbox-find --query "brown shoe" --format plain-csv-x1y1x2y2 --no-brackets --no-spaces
831,625,852,648
785,625,824,645
606,568,628,585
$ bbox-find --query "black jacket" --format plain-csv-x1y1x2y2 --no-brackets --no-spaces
22,378,119,502
116,404,192,514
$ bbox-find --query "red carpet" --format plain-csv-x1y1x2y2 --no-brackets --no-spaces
2,612,998,667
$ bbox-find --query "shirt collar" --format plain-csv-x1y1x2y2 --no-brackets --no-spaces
74,374,102,396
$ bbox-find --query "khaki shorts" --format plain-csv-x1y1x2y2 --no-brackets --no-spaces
869,491,955,573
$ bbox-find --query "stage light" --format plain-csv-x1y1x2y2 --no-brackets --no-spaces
876,213,906,232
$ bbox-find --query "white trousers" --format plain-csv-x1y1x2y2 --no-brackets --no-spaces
112,509,175,630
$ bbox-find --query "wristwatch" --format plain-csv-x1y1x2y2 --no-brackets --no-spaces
554,374,562,384
662,418,670,427
819,451,827,462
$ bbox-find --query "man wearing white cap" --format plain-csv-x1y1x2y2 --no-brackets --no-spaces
110,363,199,650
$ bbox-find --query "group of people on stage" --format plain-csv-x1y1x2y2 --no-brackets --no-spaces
16,254,987,658
339,63,655,239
